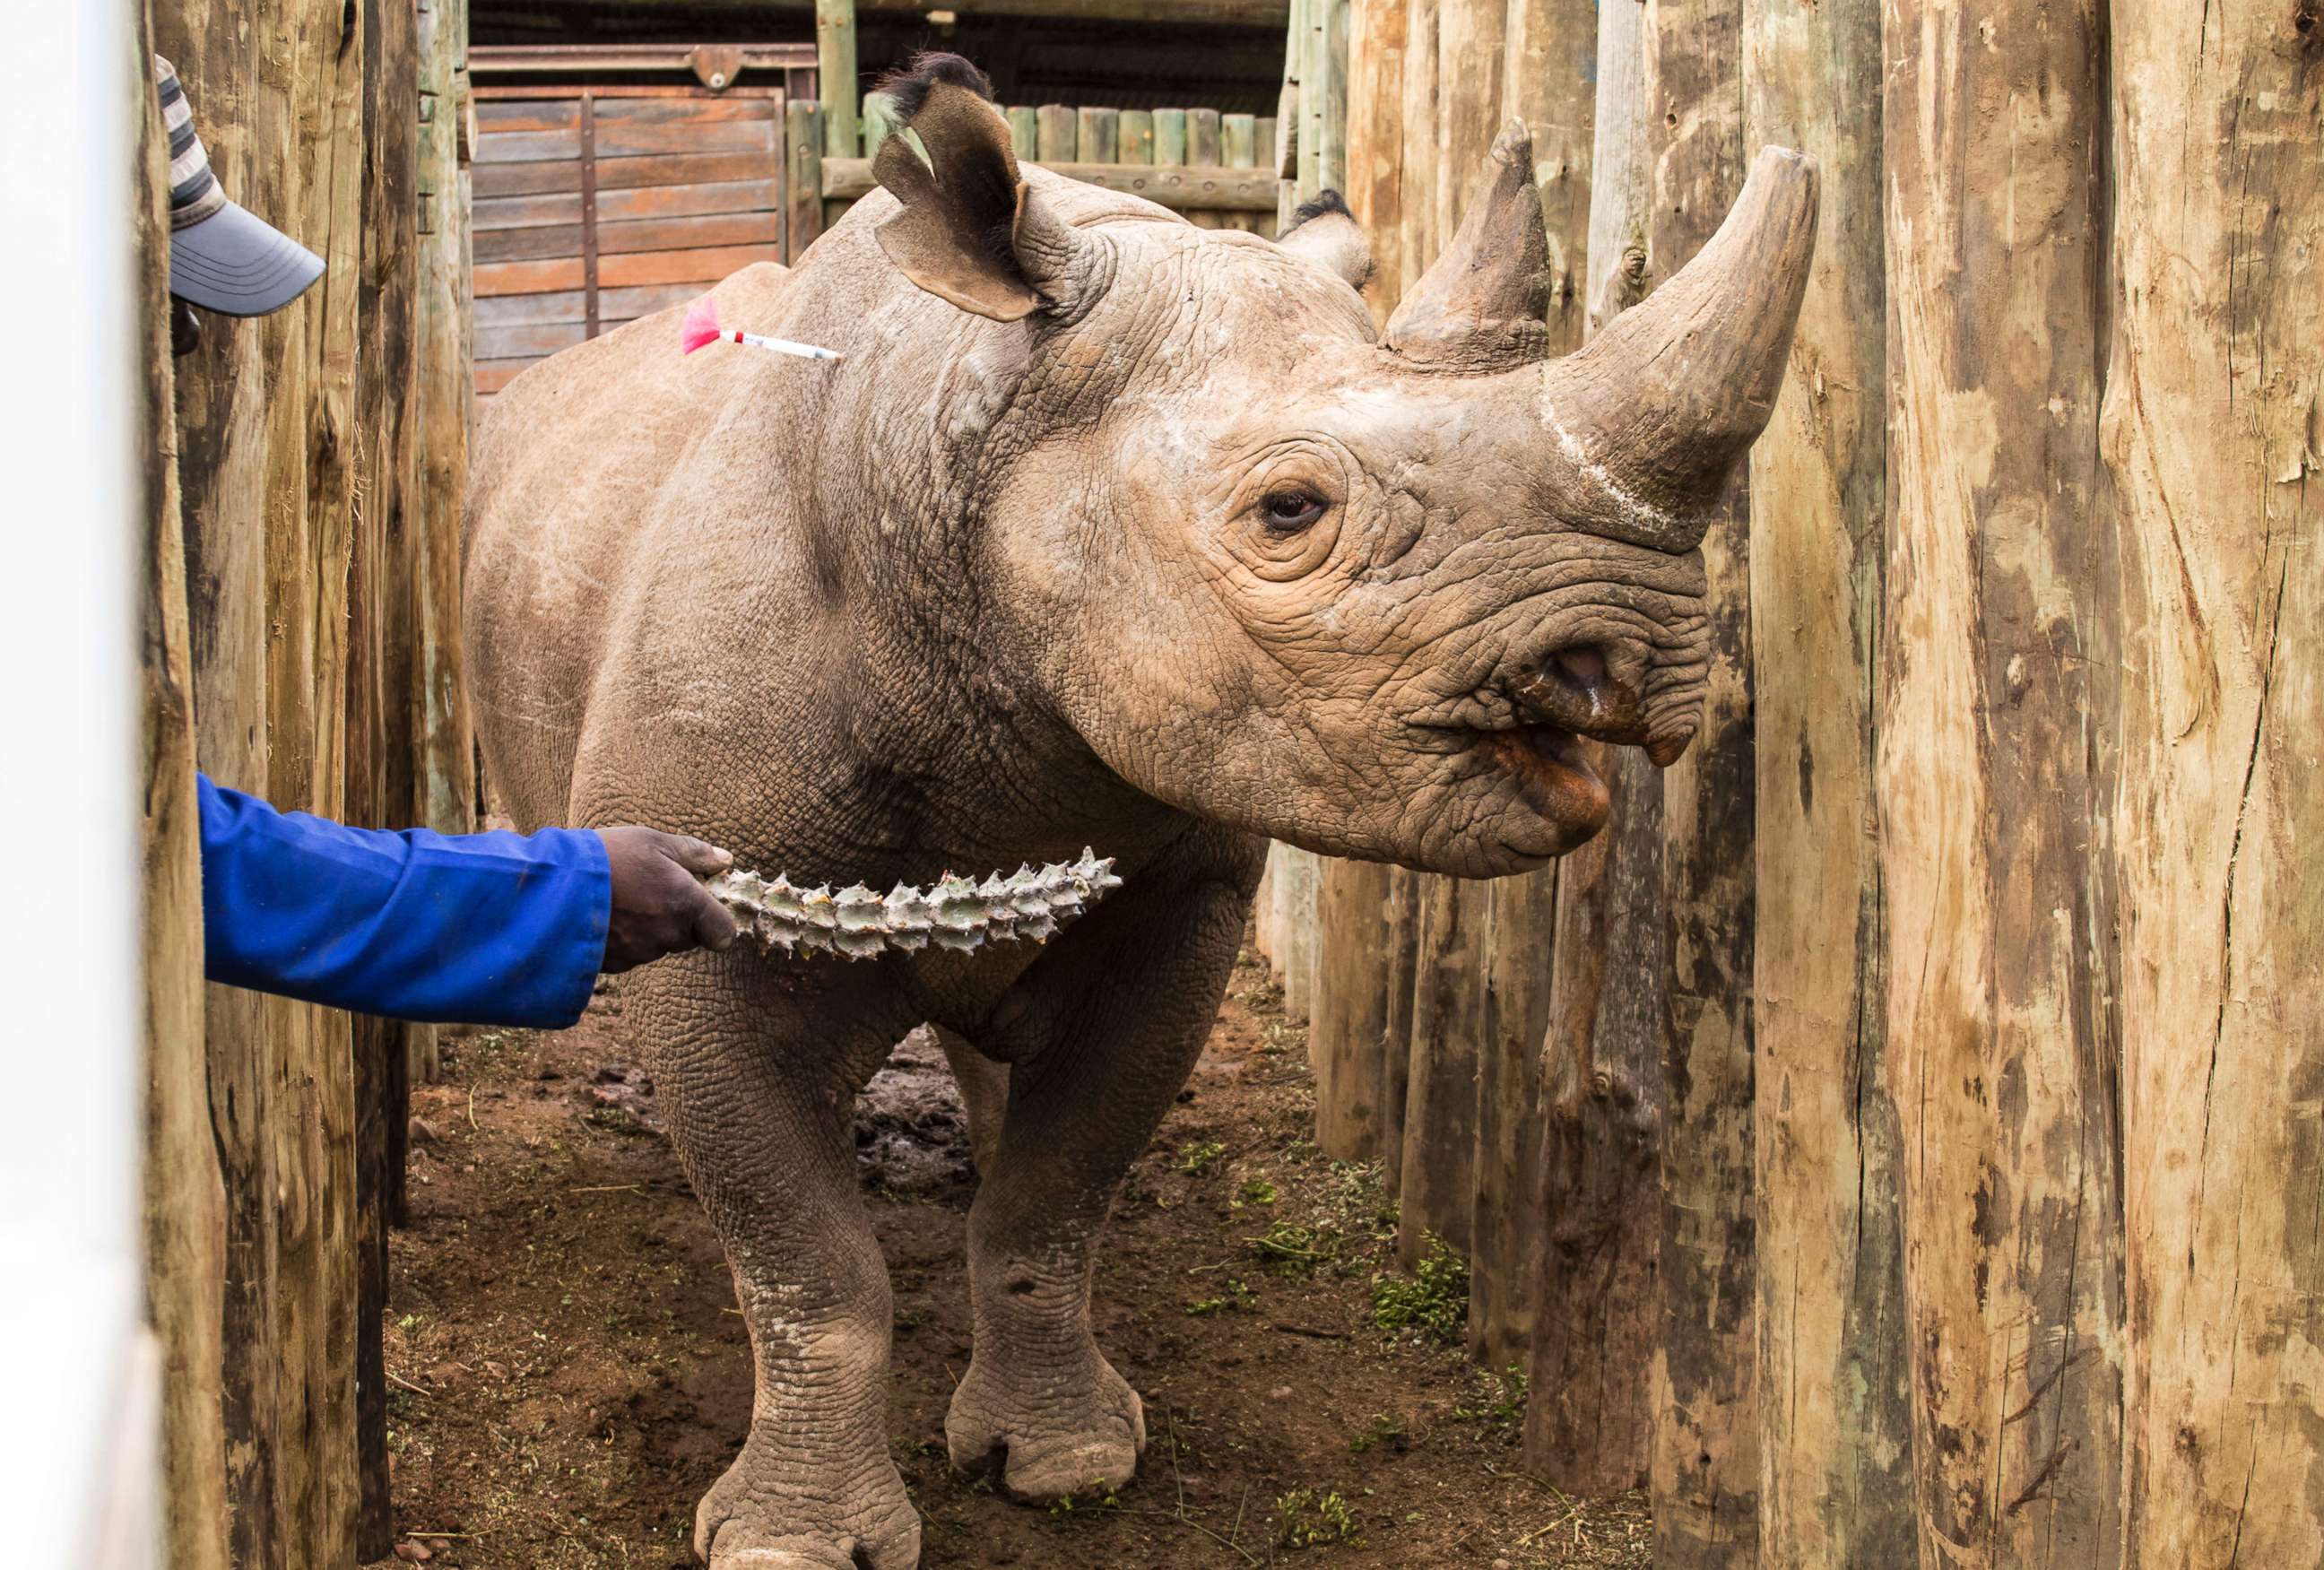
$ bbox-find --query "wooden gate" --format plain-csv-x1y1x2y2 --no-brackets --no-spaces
473,71,816,398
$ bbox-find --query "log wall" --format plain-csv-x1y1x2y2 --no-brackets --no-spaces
1285,0,2324,1563
139,0,476,1558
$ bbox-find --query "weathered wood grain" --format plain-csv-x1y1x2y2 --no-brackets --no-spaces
1881,0,2124,1562
2106,4,2322,1564
1343,0,1408,318
1397,876,1488,1265
1739,1,1912,1564
1643,2,1758,1562
1523,742,1663,1495
816,0,859,156
1036,103,1079,161
133,26,230,1570
1469,865,1554,1371
1310,860,1397,1162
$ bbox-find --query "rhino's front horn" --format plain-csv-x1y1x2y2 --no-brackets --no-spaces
1538,147,1820,549
1383,122,1553,370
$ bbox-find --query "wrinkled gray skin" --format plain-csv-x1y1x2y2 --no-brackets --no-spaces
465,70,1815,1569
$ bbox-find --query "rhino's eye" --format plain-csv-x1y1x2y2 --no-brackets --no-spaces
1259,490,1327,533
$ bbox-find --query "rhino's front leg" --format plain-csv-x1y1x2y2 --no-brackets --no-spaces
944,829,1263,1503
629,958,919,1570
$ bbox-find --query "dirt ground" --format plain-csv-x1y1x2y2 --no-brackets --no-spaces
366,946,1650,1569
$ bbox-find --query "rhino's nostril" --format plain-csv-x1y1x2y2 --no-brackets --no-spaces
1544,645,1612,711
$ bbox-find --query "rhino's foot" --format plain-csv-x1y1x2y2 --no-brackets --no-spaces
692,1434,920,1570
943,1345,1146,1504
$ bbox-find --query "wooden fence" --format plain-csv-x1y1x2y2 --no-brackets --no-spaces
468,33,1280,400
1256,0,2323,1565
137,0,476,1562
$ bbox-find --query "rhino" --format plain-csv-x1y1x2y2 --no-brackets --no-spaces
464,54,1816,1570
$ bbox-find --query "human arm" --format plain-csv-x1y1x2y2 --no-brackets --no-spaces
198,776,735,1027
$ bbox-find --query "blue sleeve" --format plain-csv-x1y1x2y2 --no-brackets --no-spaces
198,774,612,1028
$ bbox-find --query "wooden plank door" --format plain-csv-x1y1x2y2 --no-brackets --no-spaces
471,87,791,399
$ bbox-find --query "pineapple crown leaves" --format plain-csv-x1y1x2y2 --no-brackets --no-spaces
707,849,1123,959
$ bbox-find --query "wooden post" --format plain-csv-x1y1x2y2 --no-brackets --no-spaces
1397,876,1487,1265
1465,0,1594,1395
1221,112,1257,169
1881,0,2122,1562
1643,2,1758,1562
1434,0,1505,244
1395,0,1440,302
1523,741,1664,1494
133,28,230,1570
283,0,368,1554
1498,0,1593,346
1118,108,1154,163
352,0,423,1551
1310,0,1348,195
1036,103,1078,162
815,0,858,158
1006,104,1038,160
2108,4,2320,1563
414,0,475,844
1310,861,1397,1162
787,100,824,257
1343,0,1408,317
157,9,285,1558
1187,106,1224,168
1376,868,1422,1198
1740,1,1912,1564
1077,105,1118,163
1468,866,1554,1370
1522,20,1661,1483
1153,107,1188,166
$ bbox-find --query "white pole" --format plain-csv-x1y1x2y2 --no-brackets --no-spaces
0,1,157,1564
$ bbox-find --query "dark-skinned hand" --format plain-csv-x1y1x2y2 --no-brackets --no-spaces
594,827,741,973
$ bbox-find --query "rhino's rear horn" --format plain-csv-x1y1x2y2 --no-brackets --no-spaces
1383,122,1553,370
873,75,1103,323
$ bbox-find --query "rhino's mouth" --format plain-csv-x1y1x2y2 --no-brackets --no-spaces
1473,722,1611,837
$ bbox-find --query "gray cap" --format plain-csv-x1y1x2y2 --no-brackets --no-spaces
156,56,324,317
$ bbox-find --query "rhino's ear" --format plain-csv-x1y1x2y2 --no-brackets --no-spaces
1276,190,1373,291
872,65,1098,323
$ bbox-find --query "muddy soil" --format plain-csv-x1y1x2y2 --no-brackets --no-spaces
366,947,1649,1569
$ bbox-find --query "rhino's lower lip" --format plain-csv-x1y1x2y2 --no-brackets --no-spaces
1472,724,1611,833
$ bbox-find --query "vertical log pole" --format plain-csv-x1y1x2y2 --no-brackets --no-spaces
414,0,474,849
1154,106,1188,167
133,29,230,1570
1881,0,2124,1561
1396,0,1441,297
1642,2,1758,1561
1342,0,1409,317
2108,4,2323,1563
275,0,366,1553
1499,0,1593,346
352,0,421,1551
1434,0,1505,243
1464,0,1593,1382
1119,108,1154,163
1036,103,1078,162
1740,1,1912,1563
1397,875,1486,1265
1311,861,1396,1162
1523,0,1666,1499
815,0,858,159
1470,867,1555,1370
786,100,823,257
155,9,283,1558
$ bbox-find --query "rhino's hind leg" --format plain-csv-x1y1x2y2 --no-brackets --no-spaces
625,959,921,1570
943,831,1261,1504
